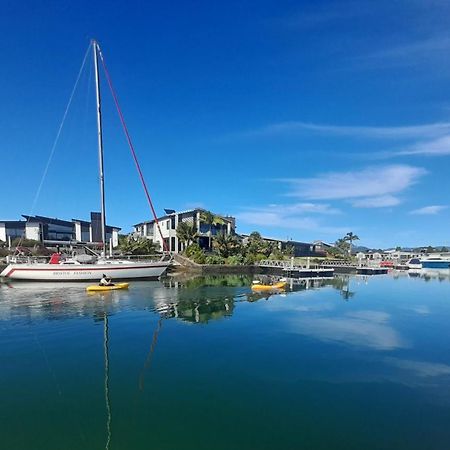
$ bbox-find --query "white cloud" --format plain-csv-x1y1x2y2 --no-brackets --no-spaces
363,35,450,68
236,203,347,235
410,205,448,215
351,195,401,208
286,165,427,201
400,135,450,156
247,121,450,139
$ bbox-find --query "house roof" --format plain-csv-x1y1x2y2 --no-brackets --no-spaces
72,218,121,231
19,214,121,231
134,208,235,227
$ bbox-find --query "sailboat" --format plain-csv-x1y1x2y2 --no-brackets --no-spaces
0,41,171,281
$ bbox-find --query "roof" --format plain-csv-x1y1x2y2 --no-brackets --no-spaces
22,215,72,227
134,208,235,227
15,214,121,231
0,220,27,226
72,218,121,231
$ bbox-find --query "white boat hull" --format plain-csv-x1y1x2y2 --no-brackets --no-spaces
0,261,170,281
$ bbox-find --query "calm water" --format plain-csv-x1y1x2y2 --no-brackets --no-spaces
1,271,450,450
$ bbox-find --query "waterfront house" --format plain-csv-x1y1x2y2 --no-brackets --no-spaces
0,213,120,247
134,208,236,253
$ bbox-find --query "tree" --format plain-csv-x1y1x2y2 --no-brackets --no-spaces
118,236,160,255
200,210,225,250
176,222,197,249
213,231,240,258
335,238,350,253
344,232,360,256
245,232,274,258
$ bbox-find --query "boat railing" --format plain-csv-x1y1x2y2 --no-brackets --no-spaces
6,253,172,265
107,253,172,263
6,255,49,264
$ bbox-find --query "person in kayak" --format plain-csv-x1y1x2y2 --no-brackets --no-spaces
99,274,114,286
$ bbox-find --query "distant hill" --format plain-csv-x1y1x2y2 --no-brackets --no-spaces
352,245,369,253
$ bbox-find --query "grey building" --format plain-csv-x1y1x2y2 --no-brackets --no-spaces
0,213,121,247
134,208,236,253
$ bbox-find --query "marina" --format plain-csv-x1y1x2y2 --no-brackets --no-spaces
2,2,450,449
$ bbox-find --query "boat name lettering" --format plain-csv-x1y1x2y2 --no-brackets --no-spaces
53,271,93,276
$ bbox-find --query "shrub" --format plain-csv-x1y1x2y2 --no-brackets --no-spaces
11,238,40,248
185,243,207,264
205,255,226,265
225,255,244,265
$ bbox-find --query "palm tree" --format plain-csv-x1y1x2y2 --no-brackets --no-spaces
344,232,360,256
176,222,197,250
213,231,239,258
200,210,225,250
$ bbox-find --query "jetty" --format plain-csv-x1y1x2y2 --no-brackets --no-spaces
257,259,334,278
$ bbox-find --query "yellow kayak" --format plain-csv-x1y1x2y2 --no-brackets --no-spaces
251,281,287,292
86,283,130,292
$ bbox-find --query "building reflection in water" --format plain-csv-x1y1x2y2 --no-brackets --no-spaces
408,268,450,282
0,274,361,325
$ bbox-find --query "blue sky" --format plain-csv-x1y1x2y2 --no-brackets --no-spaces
1,0,449,248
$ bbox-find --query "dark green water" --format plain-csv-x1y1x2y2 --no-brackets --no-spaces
1,271,450,450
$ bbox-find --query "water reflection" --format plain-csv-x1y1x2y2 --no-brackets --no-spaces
0,274,358,325
2,273,450,449
411,268,450,282
103,313,111,450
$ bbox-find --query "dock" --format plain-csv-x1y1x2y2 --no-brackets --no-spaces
356,267,388,275
257,260,334,278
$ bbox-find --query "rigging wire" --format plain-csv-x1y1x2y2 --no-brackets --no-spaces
95,42,169,253
15,42,92,252
30,42,92,217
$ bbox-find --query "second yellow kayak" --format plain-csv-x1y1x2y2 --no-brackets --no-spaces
86,282,130,292
251,281,287,292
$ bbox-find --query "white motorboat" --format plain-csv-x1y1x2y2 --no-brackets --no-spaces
420,256,450,269
1,41,171,282
407,258,422,270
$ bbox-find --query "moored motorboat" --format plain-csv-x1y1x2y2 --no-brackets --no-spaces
420,256,450,269
407,258,422,270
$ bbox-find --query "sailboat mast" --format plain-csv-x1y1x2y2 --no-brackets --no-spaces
92,40,107,256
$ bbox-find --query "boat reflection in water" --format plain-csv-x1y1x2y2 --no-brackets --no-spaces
0,274,359,325
408,268,450,282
